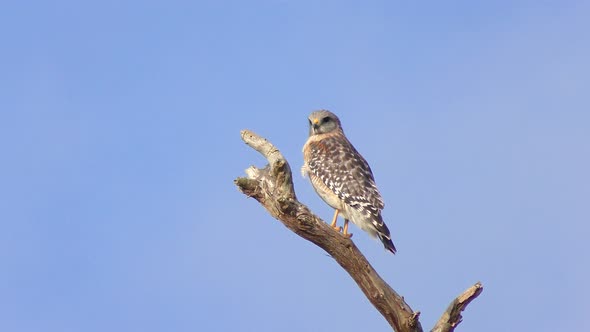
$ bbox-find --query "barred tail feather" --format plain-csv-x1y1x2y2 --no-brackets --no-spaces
378,234,397,254
373,213,396,254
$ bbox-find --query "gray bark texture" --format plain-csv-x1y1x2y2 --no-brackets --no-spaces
235,129,482,332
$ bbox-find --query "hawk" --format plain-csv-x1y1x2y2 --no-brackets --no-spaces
302,110,396,254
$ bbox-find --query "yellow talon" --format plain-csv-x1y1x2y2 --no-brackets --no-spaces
330,209,341,233
342,219,353,238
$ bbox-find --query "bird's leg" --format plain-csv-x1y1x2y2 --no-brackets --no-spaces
342,219,353,238
330,209,342,232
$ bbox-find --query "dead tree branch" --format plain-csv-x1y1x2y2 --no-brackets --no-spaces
431,282,484,332
235,129,482,332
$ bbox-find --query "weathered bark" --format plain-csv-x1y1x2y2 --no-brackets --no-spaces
431,282,484,332
235,129,482,332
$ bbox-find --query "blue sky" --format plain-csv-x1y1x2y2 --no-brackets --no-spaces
1,1,589,331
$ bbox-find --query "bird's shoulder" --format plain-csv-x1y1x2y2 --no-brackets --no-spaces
304,132,384,210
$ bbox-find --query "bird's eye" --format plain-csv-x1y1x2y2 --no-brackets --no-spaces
321,117,331,124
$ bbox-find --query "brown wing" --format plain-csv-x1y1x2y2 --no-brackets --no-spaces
306,134,384,216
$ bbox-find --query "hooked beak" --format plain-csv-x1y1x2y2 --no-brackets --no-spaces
309,117,320,135
312,118,320,129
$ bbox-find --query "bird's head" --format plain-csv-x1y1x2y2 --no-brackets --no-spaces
308,110,343,136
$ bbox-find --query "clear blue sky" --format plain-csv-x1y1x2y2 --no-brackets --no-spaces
1,1,588,331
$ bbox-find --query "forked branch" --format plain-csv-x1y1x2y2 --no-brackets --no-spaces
235,129,482,332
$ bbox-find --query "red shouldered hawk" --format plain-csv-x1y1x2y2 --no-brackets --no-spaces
302,110,396,254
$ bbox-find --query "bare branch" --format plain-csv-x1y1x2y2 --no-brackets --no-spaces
235,129,481,332
431,282,484,332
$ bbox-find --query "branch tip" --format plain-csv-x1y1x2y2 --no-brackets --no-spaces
431,282,483,332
